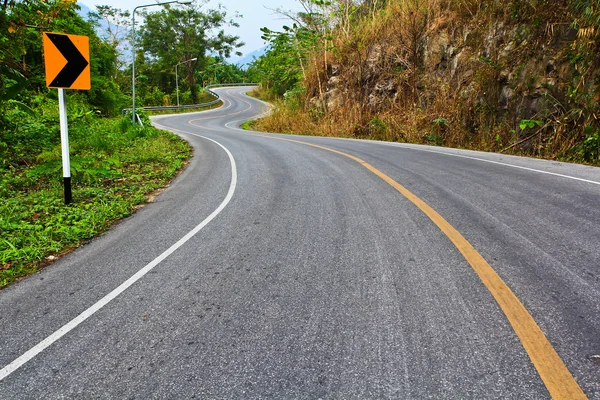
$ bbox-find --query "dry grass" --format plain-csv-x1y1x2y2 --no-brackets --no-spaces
254,0,600,164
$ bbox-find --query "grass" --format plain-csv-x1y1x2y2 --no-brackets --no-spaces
248,0,600,166
240,120,256,130
146,100,223,116
0,114,192,289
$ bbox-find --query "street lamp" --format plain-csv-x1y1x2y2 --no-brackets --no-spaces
131,0,193,124
212,61,222,84
175,57,197,107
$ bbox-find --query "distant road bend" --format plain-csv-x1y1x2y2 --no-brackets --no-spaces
0,87,599,398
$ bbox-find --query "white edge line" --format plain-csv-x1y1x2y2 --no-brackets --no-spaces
0,131,237,382
149,92,233,122
223,96,273,130
384,145,600,186
228,110,600,187
218,89,599,187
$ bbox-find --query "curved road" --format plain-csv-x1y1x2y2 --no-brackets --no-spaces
0,87,599,398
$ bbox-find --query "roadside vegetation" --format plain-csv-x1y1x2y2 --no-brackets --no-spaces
0,0,254,288
0,108,191,289
247,0,600,165
145,91,223,115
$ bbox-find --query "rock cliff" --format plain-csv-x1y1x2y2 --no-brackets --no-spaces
299,1,600,162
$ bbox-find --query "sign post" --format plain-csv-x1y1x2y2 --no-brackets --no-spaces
58,89,72,204
42,32,90,205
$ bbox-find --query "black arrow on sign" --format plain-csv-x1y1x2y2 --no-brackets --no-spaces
47,33,89,88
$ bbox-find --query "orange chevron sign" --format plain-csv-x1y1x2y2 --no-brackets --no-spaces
43,33,90,90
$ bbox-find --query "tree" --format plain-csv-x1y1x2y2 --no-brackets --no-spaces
253,0,388,103
88,5,131,81
139,2,243,103
0,0,125,116
254,26,311,97
197,57,246,85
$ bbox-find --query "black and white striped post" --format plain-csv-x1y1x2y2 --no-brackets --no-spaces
58,88,72,205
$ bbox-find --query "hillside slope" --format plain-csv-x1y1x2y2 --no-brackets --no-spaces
252,0,600,164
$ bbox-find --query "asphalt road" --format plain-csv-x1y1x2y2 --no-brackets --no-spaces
0,87,599,398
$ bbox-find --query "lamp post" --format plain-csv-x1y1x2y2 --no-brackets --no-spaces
175,57,197,107
212,61,222,84
131,0,193,124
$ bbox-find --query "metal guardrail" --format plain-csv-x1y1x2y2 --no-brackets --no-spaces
122,83,258,116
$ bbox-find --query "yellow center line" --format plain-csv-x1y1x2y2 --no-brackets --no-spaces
187,92,587,398
259,136,587,399
188,89,254,123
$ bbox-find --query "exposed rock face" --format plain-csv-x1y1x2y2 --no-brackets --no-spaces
326,74,343,110
314,13,593,140
424,32,451,69
418,21,578,123
368,78,397,110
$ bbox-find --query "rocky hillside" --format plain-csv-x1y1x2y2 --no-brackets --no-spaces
252,0,600,164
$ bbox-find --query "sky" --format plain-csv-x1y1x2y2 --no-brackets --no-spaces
79,0,304,57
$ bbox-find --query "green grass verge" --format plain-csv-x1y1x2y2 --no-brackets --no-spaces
0,115,192,289
240,120,256,130
146,100,223,116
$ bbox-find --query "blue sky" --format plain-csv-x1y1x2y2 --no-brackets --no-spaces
79,0,303,56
